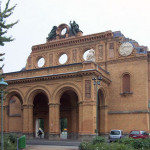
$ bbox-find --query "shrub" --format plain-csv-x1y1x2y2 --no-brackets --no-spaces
92,136,106,144
117,137,134,145
109,142,134,150
8,133,17,144
132,138,150,149
0,134,17,150
79,141,92,150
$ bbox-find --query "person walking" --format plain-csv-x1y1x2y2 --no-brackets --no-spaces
37,128,43,139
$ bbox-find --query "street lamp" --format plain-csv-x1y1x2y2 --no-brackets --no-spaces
0,78,8,150
92,76,102,136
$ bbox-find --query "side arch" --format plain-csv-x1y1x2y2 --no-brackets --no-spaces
98,86,108,135
98,86,107,106
25,85,51,105
52,82,82,104
4,88,24,133
5,88,24,105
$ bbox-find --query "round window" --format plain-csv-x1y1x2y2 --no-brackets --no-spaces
38,57,45,67
61,28,67,35
59,54,68,64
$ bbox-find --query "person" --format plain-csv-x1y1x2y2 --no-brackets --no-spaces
37,128,43,139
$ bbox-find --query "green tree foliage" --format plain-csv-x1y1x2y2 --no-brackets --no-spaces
0,0,18,72
0,0,18,46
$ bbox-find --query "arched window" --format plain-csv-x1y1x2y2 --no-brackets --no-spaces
122,74,130,93
9,96,22,116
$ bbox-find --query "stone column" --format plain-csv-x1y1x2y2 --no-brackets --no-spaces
100,105,108,134
4,106,9,132
22,105,29,134
78,101,96,141
28,105,33,138
48,103,60,140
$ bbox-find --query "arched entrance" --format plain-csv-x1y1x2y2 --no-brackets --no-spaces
98,89,105,135
60,90,79,140
33,92,49,138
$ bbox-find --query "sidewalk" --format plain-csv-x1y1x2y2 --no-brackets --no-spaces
25,145,79,150
26,139,81,147
25,139,80,150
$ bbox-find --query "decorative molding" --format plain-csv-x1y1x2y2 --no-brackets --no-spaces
108,110,149,114
32,31,113,52
106,55,147,64
98,45,103,60
85,80,91,98
120,91,133,96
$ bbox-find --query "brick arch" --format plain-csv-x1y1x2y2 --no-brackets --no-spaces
98,86,107,106
25,85,51,105
52,82,82,104
5,88,24,106
121,72,131,93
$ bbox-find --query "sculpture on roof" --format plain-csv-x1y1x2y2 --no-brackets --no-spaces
86,49,95,62
70,21,82,35
47,26,57,41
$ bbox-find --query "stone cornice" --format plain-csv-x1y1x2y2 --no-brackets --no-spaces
5,62,111,85
98,55,147,66
32,31,113,51
108,110,149,114
5,69,111,85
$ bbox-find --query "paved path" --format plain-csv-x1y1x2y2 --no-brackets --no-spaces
25,139,80,150
26,145,78,150
26,139,81,147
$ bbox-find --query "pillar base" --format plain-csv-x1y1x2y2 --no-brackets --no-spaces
78,134,96,141
48,134,60,140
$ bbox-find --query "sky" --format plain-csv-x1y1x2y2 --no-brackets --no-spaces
1,0,150,73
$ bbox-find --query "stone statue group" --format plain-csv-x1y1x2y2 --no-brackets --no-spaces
47,21,82,40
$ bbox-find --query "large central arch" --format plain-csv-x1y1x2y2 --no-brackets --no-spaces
25,86,50,139
60,89,79,139
33,92,49,138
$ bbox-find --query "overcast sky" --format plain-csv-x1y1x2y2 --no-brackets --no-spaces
1,0,150,73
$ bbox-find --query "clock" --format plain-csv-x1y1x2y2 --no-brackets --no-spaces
119,42,133,56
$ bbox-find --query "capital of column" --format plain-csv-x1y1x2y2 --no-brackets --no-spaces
23,104,33,109
48,103,60,108
78,100,96,106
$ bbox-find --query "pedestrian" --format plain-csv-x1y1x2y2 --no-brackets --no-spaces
37,128,43,139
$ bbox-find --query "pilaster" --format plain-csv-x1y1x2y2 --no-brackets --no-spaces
48,103,60,140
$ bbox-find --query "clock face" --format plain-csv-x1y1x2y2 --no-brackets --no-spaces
119,42,133,56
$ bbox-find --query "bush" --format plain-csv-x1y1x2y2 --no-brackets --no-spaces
79,137,150,150
109,142,134,150
8,133,17,144
117,137,134,145
132,138,150,149
92,136,106,144
0,134,17,150
79,141,92,150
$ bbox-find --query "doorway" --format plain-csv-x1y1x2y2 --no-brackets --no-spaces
35,118,44,138
60,90,79,139
33,92,49,138
60,118,67,139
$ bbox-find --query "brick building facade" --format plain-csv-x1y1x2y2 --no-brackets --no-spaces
1,22,150,140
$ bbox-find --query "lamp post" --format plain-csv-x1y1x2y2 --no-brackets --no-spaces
0,78,8,150
92,76,102,136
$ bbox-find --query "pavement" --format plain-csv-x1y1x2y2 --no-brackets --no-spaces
25,145,78,150
25,139,80,150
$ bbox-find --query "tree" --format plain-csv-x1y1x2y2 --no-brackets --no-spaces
0,0,18,71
